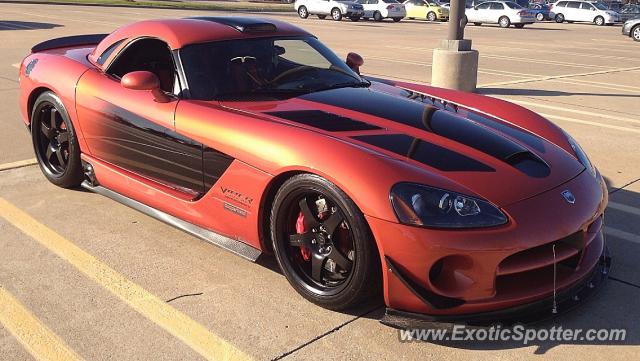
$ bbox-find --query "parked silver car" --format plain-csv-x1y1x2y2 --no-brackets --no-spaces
622,17,640,42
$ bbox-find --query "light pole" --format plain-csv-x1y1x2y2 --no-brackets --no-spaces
430,0,479,92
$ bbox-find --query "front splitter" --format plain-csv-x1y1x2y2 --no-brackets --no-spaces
381,246,611,329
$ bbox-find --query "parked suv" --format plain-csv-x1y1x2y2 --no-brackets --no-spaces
549,1,620,25
295,0,365,21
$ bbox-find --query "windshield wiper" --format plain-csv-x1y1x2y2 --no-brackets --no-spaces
311,80,371,93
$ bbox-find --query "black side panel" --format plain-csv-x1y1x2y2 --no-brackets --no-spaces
353,134,495,172
203,147,235,191
266,110,382,132
86,103,205,194
31,34,108,53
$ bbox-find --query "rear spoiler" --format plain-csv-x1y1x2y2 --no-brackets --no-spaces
31,34,108,53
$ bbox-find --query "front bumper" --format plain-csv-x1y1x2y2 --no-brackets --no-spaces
368,169,608,320
622,21,634,36
345,10,364,17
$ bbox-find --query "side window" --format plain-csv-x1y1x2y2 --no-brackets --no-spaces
107,38,177,94
478,2,492,9
567,2,580,8
490,2,504,9
97,39,125,66
580,2,593,9
557,1,567,7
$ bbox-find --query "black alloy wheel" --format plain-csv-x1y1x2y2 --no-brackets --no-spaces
31,91,83,188
271,174,380,310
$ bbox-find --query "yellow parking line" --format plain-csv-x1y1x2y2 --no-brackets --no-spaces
0,158,37,171
540,112,640,135
502,99,640,126
0,198,252,361
608,202,640,217
605,227,640,245
0,286,84,361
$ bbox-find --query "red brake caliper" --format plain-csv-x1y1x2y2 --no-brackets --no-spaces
296,211,312,261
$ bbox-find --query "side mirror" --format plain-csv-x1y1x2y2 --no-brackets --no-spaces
121,71,170,103
346,52,364,75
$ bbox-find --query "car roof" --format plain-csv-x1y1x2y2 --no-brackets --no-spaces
89,17,311,67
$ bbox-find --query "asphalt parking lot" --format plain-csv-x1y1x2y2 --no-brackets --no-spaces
1,2,639,360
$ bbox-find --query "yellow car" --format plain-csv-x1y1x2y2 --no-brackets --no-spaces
403,0,449,21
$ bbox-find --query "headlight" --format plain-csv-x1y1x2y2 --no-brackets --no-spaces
564,131,596,177
390,183,508,229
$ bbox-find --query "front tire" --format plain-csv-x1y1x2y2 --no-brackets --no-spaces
31,91,83,188
427,11,437,21
536,12,544,21
298,6,309,19
633,25,640,42
270,174,380,310
555,13,564,23
499,16,510,28
594,16,605,26
331,7,343,21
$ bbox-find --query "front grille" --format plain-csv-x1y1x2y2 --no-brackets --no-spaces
497,231,584,276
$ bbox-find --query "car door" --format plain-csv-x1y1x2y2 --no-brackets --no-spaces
488,2,505,22
467,2,488,22
76,37,205,197
564,1,580,20
579,2,595,21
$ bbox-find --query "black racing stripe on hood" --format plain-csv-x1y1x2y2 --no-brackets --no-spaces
352,134,495,172
265,110,381,132
301,87,428,129
303,88,549,177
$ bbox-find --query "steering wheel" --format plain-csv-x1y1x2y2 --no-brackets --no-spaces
269,66,317,85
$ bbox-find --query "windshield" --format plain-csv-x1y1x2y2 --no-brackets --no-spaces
180,36,365,100
505,2,524,9
593,2,608,10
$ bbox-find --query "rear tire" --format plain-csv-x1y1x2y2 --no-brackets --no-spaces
594,16,605,26
373,11,383,22
555,13,564,23
270,174,381,310
427,11,437,21
298,6,309,19
536,12,544,21
499,16,510,28
31,91,83,188
331,7,343,21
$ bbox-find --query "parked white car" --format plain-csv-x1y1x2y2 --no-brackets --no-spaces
466,1,536,28
295,0,365,21
548,1,620,25
357,0,407,22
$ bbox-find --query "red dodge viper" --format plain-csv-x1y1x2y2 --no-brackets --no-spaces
18,17,610,325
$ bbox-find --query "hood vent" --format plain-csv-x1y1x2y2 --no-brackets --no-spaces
425,110,551,178
266,110,382,132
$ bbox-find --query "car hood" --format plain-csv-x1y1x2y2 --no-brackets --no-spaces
220,86,584,206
